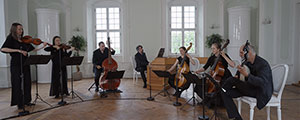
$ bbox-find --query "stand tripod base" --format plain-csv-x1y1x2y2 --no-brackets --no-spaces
147,97,154,101
33,94,52,107
173,101,182,106
18,110,29,116
58,101,67,106
70,91,84,101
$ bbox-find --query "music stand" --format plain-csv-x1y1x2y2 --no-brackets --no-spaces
156,48,165,57
62,56,84,102
181,73,201,109
151,70,172,101
24,55,53,109
99,70,125,95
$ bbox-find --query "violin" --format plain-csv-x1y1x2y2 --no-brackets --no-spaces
58,44,72,50
21,35,51,46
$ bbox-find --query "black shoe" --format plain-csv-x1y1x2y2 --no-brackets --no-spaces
143,85,147,88
25,103,35,106
95,86,99,92
65,93,70,96
55,95,59,98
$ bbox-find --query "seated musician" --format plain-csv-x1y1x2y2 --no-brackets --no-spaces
195,42,235,106
221,44,273,120
135,45,149,88
166,46,195,98
92,41,115,92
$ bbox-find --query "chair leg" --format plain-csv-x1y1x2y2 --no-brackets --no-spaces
237,98,241,114
266,106,270,120
250,105,255,120
277,106,282,120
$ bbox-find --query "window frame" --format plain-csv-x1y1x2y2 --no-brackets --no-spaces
168,4,199,56
93,3,122,56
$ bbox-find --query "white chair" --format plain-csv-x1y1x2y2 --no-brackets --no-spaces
228,60,241,76
131,56,141,84
237,64,289,120
189,57,200,72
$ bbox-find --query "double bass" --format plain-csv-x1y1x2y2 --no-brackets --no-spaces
175,43,192,88
99,37,120,90
207,39,230,93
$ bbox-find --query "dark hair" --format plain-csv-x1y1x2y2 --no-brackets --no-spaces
10,23,23,40
179,46,186,51
136,45,143,51
52,36,61,45
98,41,105,46
212,42,221,49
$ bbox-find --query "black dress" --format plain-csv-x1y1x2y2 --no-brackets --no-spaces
44,46,72,96
1,34,34,107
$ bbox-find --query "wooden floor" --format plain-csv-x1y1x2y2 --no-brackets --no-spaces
0,78,299,120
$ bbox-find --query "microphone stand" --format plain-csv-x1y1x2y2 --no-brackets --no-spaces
58,48,67,105
198,73,209,120
18,46,29,116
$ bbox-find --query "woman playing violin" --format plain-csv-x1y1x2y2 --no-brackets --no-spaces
0,23,48,109
44,36,75,98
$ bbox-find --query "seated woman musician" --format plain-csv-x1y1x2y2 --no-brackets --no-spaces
194,42,235,106
166,46,195,98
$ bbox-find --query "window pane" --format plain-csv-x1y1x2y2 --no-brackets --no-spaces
108,32,120,54
96,32,108,47
171,6,182,29
96,8,107,30
171,31,182,53
184,6,195,29
184,31,195,53
109,8,120,30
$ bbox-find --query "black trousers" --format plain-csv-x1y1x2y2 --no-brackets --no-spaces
136,67,147,85
221,77,257,119
168,74,192,92
94,68,103,87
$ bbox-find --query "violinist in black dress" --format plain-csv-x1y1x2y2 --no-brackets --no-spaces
1,23,47,109
44,36,75,98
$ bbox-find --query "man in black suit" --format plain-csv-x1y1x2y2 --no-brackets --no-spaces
221,44,273,120
92,41,115,92
135,45,149,88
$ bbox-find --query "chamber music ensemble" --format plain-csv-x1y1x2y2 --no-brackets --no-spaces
1,22,274,120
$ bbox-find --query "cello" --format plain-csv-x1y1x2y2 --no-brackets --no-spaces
175,43,192,88
99,37,120,90
207,39,230,93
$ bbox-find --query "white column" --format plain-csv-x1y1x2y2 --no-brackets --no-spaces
36,8,60,83
227,6,251,61
0,0,10,88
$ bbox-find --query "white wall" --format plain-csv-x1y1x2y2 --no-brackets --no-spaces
1,0,299,87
